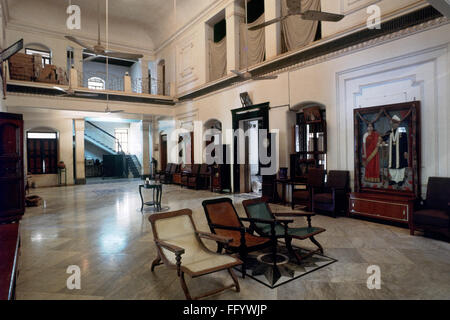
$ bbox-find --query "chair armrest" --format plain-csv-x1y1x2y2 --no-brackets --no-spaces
274,212,316,218
197,231,232,244
240,217,276,225
274,217,294,224
155,240,185,256
210,224,247,233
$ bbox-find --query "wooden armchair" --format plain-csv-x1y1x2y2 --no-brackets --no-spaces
411,177,450,239
291,168,325,211
161,163,178,184
172,164,183,185
155,163,172,183
312,170,350,218
242,198,326,263
149,209,242,300
188,164,211,189
180,164,192,187
202,198,275,278
182,164,200,188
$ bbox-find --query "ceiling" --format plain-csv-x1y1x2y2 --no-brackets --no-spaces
6,0,219,53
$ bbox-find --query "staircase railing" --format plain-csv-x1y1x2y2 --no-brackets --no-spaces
85,121,124,154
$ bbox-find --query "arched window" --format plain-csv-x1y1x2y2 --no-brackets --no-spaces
88,77,106,90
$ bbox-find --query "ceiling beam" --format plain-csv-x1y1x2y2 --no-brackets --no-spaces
427,0,450,18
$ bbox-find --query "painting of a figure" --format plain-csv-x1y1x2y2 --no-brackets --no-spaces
362,123,381,183
354,102,420,197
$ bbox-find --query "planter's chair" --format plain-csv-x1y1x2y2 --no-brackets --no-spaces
291,168,325,211
149,209,242,300
242,198,326,263
312,170,350,218
202,198,275,278
411,177,450,239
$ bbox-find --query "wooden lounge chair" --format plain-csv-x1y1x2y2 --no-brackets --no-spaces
202,198,276,278
242,198,326,264
149,209,242,300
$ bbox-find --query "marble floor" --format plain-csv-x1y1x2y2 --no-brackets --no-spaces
16,181,450,300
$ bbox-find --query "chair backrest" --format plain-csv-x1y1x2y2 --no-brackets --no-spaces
242,198,274,232
426,177,450,210
169,164,178,174
165,163,173,173
202,198,243,230
326,170,350,189
307,168,325,188
192,164,201,175
183,164,193,174
149,209,199,263
199,164,210,175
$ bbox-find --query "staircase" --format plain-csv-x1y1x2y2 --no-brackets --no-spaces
126,155,141,178
85,121,143,178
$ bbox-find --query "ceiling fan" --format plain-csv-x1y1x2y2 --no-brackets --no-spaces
65,0,143,62
249,0,345,31
231,0,278,81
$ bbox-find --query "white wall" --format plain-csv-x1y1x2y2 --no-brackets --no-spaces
173,22,450,196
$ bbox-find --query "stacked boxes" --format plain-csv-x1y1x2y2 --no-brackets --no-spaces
8,53,34,81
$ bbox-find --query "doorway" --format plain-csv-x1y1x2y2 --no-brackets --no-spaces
239,118,262,194
232,102,271,194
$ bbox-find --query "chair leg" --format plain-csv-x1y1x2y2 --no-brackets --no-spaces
217,243,223,253
285,236,302,264
151,255,162,272
310,236,324,254
240,251,247,279
179,272,193,300
228,268,240,293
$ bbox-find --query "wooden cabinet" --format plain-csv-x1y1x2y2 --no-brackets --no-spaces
349,193,415,226
211,164,231,193
0,113,25,224
0,223,20,300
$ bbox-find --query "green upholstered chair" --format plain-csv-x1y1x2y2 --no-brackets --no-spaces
242,198,326,263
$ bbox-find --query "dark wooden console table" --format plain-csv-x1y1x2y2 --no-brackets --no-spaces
139,183,163,212
0,223,20,300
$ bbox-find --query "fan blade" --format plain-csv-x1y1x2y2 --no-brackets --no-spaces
53,86,67,93
104,51,143,60
301,11,345,22
231,70,245,77
83,54,98,62
65,36,93,50
74,93,99,97
252,75,278,81
108,110,124,113
248,16,288,31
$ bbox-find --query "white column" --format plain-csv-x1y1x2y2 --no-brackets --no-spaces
140,59,150,94
226,2,245,73
264,0,281,60
72,47,83,87
74,119,86,184
150,117,160,172
142,120,151,176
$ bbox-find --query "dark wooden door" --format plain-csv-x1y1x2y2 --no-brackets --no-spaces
0,112,24,223
160,134,167,171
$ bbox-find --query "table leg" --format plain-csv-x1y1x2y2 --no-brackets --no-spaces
139,186,144,212
158,186,162,210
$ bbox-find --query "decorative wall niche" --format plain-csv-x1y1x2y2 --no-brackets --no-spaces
176,34,199,89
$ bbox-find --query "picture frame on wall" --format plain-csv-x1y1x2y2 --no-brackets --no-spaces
303,106,322,124
353,101,421,198
240,92,253,108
